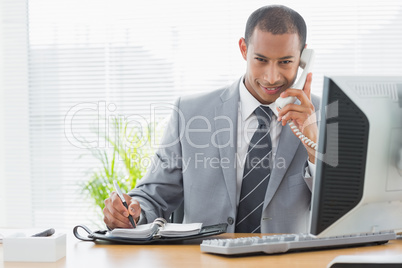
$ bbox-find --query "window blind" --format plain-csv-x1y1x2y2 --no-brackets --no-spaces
0,0,32,227
1,0,402,228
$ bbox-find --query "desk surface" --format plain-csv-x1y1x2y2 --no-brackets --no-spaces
1,233,402,268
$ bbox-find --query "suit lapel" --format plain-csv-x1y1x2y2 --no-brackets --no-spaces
213,78,306,213
263,123,301,211
214,78,240,212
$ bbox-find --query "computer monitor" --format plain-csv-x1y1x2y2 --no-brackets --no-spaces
310,76,402,237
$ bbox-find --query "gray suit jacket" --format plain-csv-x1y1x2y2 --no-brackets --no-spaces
129,77,321,233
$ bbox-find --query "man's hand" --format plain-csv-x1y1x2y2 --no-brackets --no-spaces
103,192,142,229
277,72,317,163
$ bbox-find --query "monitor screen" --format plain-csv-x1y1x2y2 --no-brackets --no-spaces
310,76,402,237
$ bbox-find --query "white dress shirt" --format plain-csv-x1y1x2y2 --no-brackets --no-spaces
236,77,315,204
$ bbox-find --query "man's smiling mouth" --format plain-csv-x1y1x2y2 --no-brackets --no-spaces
259,83,283,95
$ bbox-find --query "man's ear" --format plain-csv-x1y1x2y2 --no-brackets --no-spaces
239,37,248,61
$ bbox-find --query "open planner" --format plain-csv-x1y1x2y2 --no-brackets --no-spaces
73,218,227,244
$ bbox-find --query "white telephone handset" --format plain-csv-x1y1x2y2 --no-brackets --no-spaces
275,48,315,109
275,48,317,150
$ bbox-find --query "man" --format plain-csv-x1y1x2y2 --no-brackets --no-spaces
103,5,320,233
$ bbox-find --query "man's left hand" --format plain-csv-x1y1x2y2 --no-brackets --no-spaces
277,72,317,163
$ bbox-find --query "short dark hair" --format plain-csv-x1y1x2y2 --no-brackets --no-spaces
244,5,307,52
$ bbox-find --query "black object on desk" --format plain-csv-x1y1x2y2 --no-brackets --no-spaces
32,228,55,237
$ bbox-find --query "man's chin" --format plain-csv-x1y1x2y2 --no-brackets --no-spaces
258,94,279,105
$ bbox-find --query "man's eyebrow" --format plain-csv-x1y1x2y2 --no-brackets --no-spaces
254,53,268,59
254,53,295,60
278,55,295,60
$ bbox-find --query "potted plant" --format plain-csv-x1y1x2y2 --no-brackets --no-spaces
81,117,151,226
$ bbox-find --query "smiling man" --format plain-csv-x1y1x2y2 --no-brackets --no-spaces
242,31,301,104
103,5,320,234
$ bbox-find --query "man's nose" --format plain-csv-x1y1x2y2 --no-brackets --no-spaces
263,64,280,85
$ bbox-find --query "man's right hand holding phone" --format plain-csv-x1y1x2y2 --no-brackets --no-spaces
103,192,142,229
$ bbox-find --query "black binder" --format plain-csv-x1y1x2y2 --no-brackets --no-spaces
73,220,228,244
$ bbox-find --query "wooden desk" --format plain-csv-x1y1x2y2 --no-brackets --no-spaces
1,233,401,268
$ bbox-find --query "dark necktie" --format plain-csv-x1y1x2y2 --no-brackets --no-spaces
235,105,273,233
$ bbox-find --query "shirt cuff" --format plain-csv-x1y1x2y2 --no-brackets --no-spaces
136,210,147,225
307,160,316,178
303,160,316,192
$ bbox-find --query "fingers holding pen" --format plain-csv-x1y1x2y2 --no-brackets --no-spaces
128,198,141,223
103,192,133,229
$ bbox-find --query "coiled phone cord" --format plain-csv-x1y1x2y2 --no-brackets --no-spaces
288,121,317,150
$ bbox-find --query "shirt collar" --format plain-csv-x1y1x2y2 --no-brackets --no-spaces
239,76,277,121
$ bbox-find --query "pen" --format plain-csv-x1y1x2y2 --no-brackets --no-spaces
113,180,137,228
32,228,55,237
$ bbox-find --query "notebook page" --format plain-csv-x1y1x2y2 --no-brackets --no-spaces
158,223,203,237
109,223,158,239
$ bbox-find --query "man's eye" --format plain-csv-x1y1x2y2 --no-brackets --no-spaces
280,60,292,64
255,57,266,62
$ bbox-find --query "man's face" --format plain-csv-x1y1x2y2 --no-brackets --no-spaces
240,28,301,104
